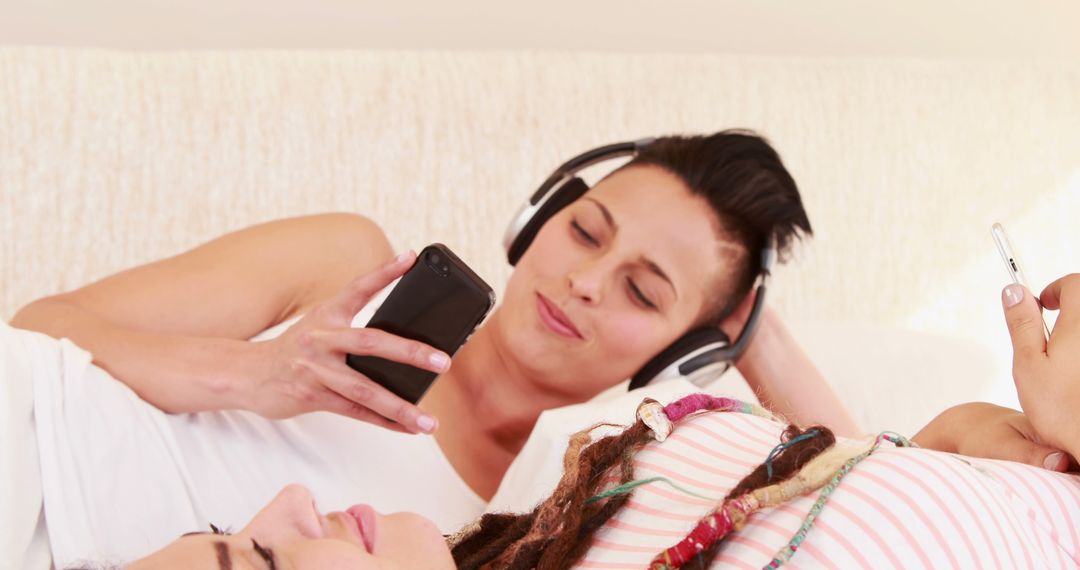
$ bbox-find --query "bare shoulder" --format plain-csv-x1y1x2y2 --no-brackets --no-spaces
250,213,393,260
220,212,401,323
243,213,396,315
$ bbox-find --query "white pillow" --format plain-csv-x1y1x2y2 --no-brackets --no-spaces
783,320,1015,436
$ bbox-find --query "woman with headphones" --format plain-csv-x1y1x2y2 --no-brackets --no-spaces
9,130,860,567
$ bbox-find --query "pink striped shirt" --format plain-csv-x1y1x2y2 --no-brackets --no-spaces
572,412,1080,569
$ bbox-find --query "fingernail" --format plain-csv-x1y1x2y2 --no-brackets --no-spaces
417,415,437,433
1043,451,1065,471
1003,284,1024,308
394,251,412,263
429,352,451,371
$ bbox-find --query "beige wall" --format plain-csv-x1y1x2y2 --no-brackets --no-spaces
2,0,1079,59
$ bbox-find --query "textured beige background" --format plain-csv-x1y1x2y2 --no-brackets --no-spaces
1,48,1078,430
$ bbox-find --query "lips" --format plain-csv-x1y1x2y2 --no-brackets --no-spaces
346,504,377,553
536,293,583,339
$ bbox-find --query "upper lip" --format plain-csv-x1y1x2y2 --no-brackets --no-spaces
537,293,583,339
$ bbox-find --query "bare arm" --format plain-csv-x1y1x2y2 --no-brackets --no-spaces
10,213,393,414
734,308,863,437
911,402,1069,471
1001,274,1080,461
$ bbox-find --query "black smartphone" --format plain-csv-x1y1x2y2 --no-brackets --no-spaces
345,243,495,403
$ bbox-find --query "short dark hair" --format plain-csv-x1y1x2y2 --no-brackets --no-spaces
620,130,812,322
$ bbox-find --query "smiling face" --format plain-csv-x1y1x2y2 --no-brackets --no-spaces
491,164,747,399
126,485,454,570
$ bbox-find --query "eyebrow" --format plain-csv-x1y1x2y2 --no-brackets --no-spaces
583,197,677,298
213,541,232,570
582,197,617,230
207,540,278,570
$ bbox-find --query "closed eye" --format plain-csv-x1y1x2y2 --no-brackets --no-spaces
571,220,599,246
627,277,658,310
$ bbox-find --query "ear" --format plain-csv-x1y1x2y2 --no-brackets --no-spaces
718,288,758,339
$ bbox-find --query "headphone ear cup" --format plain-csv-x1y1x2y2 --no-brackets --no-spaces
506,177,590,266
629,327,732,391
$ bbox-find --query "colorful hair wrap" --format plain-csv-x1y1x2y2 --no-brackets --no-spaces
649,429,913,570
764,432,912,569
661,393,777,424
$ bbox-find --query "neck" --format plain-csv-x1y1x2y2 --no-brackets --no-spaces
420,313,581,499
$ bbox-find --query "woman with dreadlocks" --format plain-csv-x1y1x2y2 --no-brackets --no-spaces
124,380,1080,569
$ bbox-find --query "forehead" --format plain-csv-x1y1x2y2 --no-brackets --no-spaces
584,165,731,296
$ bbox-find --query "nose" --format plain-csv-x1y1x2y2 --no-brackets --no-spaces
241,484,326,542
567,256,612,305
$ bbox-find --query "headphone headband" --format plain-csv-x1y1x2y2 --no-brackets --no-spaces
505,138,655,265
528,138,656,205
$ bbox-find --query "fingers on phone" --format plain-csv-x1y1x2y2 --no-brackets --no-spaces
329,251,417,318
329,328,450,373
297,357,436,434
1041,273,1080,311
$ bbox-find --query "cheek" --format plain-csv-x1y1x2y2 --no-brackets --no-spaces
595,312,674,360
518,218,581,278
377,513,456,569
503,223,576,312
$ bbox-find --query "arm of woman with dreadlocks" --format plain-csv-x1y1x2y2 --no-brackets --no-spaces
1001,274,1080,465
914,274,1080,473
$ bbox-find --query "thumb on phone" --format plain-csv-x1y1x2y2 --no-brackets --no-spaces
1002,283,1048,366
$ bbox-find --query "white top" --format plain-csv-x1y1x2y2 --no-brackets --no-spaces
30,300,483,568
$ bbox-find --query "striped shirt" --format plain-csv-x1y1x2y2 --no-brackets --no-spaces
573,411,1080,569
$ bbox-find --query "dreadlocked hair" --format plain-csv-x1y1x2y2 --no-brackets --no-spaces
725,424,837,502
453,421,652,570
452,414,836,570
682,424,836,570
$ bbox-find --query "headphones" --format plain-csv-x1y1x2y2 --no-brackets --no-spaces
502,138,777,390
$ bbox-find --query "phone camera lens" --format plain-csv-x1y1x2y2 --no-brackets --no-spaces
425,250,449,277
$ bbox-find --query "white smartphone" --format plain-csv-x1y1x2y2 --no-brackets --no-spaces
991,222,1052,339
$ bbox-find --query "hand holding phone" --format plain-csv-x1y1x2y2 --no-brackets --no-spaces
991,222,1052,339
250,251,458,434
346,244,495,404
1002,273,1080,463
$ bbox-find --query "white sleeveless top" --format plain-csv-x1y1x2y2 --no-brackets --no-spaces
164,313,484,530
30,300,483,567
